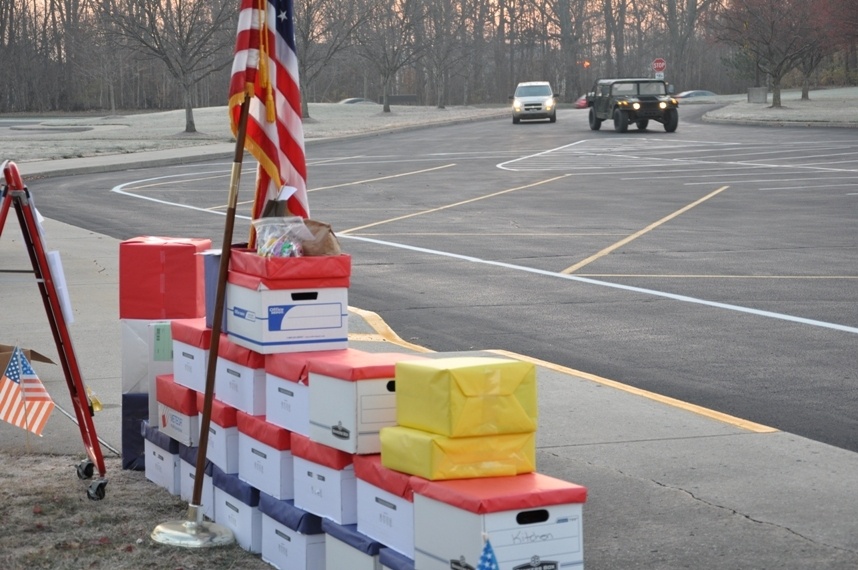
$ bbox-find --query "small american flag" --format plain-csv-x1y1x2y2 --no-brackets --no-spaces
0,347,55,436
228,0,309,232
477,537,500,570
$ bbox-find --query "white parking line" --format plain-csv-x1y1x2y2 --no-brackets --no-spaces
340,234,858,335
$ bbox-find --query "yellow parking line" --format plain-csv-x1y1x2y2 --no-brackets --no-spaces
488,349,779,433
348,307,777,433
561,185,729,274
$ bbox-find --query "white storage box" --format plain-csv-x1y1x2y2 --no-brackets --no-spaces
142,421,180,495
259,493,326,570
354,454,415,558
308,349,425,454
411,473,587,570
155,374,199,447
322,519,383,570
226,250,351,354
196,392,239,474
171,317,211,393
213,468,262,554
292,433,357,525
214,334,266,415
237,411,294,500
120,319,173,424
179,443,215,521
379,547,415,570
265,350,328,436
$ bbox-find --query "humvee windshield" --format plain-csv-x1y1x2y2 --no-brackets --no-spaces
611,82,666,96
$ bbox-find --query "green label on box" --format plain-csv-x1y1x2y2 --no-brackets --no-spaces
152,323,173,361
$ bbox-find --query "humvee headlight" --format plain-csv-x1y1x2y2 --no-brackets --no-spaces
632,102,640,110
659,101,667,109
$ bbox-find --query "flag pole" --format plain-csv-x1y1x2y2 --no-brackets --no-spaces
151,95,252,548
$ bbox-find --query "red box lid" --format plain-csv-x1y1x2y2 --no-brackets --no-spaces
410,472,587,514
307,348,426,381
354,454,415,501
291,433,353,470
171,317,212,348
230,248,351,280
218,334,265,368
236,411,291,450
264,350,342,384
155,374,197,415
196,393,238,428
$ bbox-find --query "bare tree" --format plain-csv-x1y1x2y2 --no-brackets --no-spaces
421,0,469,108
710,0,821,107
95,0,236,132
293,0,369,118
354,0,427,112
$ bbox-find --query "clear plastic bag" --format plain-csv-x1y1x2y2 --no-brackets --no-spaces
251,216,315,258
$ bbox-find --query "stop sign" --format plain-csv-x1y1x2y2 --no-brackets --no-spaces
652,58,667,73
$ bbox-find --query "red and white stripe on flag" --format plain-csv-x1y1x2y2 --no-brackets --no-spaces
228,0,309,225
0,347,55,436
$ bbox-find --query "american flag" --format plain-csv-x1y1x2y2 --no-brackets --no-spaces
0,347,55,436
477,537,500,570
228,0,309,231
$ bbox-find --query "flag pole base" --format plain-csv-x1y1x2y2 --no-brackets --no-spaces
151,504,234,548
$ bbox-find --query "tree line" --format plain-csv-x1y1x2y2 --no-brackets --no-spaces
1,0,856,125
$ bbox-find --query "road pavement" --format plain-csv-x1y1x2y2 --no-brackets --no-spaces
1,89,857,568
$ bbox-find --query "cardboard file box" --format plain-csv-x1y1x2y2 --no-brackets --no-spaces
379,547,415,570
395,356,537,438
380,425,536,480
119,236,209,319
196,392,239,474
142,421,180,495
354,454,416,559
265,350,327,436
237,411,294,500
214,334,266,415
259,494,326,570
120,319,173,425
155,374,199,446
292,433,357,525
308,349,425,454
226,250,351,354
213,468,262,553
178,443,215,521
411,473,587,570
322,519,383,570
171,317,211,393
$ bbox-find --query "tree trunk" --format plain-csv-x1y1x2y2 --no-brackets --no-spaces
382,76,391,113
770,77,782,108
183,87,196,133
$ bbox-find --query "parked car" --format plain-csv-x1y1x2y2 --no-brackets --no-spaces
574,94,589,109
509,81,558,124
337,97,377,104
675,90,717,99
587,78,679,133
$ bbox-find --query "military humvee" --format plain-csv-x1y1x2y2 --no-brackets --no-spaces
585,78,679,133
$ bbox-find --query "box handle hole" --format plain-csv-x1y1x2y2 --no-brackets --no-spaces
516,509,549,525
291,292,318,301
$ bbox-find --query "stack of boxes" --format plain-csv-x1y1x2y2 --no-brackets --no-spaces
119,237,588,569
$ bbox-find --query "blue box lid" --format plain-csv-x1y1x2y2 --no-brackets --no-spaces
258,493,324,535
212,464,259,506
379,547,416,570
321,519,383,556
178,442,213,476
141,420,179,454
